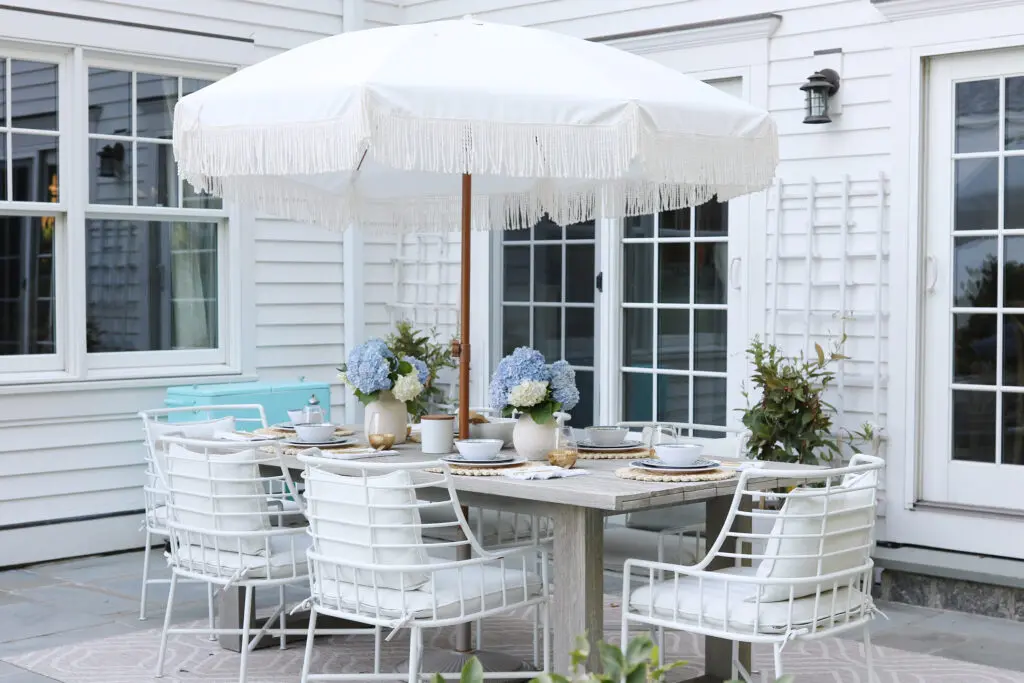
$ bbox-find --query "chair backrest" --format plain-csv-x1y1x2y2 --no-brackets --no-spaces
138,405,270,530
299,455,484,593
152,434,298,566
702,454,884,602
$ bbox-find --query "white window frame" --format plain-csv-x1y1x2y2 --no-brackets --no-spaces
0,44,240,384
0,42,71,377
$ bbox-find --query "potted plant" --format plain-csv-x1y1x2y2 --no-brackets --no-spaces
489,347,579,460
338,337,429,444
385,320,457,420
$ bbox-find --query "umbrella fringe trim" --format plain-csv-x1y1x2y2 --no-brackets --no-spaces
174,103,778,189
201,175,768,233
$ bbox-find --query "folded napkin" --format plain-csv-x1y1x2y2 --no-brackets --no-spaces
295,446,399,460
214,431,277,442
502,466,590,480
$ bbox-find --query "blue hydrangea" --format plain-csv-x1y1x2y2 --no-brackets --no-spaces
346,338,395,395
549,360,579,411
404,356,429,384
489,347,551,411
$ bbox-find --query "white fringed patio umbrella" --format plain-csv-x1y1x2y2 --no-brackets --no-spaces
173,15,777,475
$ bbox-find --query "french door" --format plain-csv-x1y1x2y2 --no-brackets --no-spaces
922,51,1024,511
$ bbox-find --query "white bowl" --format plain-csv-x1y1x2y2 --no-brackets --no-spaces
584,426,628,446
293,423,336,443
287,409,306,424
454,438,504,461
468,418,516,447
654,443,703,467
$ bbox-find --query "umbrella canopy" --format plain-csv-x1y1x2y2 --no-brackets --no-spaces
173,17,778,233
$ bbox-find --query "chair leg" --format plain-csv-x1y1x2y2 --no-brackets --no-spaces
374,626,382,674
408,626,422,683
279,586,287,650
772,643,784,682
140,530,153,621
863,624,875,683
207,583,217,641
155,573,177,677
541,602,551,673
300,606,318,683
239,585,254,683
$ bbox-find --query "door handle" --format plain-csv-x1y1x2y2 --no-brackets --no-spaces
729,257,742,290
925,255,937,293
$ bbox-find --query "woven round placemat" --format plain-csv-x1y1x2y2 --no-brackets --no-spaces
615,467,736,483
578,446,651,460
427,461,545,477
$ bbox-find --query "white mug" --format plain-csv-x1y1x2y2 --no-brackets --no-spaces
420,415,455,454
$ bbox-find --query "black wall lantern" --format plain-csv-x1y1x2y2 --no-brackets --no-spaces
97,142,125,178
800,68,841,124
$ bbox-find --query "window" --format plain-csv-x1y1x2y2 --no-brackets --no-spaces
500,217,597,426
0,55,61,371
620,202,729,435
86,69,222,363
0,46,232,382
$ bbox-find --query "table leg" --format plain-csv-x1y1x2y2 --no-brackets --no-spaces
552,505,604,674
698,493,752,682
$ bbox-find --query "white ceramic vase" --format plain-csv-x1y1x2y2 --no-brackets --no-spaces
512,413,558,460
363,390,408,445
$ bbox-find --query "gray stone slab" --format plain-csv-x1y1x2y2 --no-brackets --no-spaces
11,584,138,618
916,608,1024,643
0,601,109,644
0,593,26,608
0,573,61,592
870,628,971,656
935,635,1024,673
0,668,61,683
29,553,144,583
89,575,206,606
0,620,133,658
0,662,27,676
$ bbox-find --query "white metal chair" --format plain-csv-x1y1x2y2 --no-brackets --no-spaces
621,453,884,683
138,405,289,624
297,454,551,683
150,434,357,683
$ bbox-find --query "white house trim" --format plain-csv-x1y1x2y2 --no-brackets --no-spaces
870,0,1023,21
593,12,781,53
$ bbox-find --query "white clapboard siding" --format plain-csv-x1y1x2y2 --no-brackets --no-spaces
0,0,345,567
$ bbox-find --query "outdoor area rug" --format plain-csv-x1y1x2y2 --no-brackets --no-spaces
4,598,1023,683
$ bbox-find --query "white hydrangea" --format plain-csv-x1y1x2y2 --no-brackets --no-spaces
392,371,424,402
508,380,549,408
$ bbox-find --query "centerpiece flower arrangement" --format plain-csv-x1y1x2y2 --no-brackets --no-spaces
489,347,579,459
338,337,429,444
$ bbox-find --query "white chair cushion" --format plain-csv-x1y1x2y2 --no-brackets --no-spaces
755,468,878,602
147,416,236,442
174,534,311,579
315,557,542,620
164,443,270,555
628,566,871,635
306,467,430,590
603,522,697,573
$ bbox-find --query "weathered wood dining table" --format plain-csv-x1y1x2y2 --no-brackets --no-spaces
230,438,812,683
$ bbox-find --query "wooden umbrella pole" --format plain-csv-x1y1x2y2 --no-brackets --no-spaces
458,173,472,443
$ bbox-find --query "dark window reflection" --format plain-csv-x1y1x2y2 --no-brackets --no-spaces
501,306,529,355
533,215,561,241
11,60,58,131
533,306,560,360
623,243,653,303
623,373,653,422
565,220,594,241
657,374,689,423
696,197,728,237
953,313,997,385
695,309,728,372
85,220,218,352
564,244,594,303
0,217,56,356
135,73,177,139
565,308,594,365
954,236,997,308
659,208,689,237
1006,76,1024,151
1001,393,1024,465
659,242,690,304
657,309,688,370
573,370,595,427
1003,315,1024,387
1004,236,1024,307
502,246,530,301
533,245,561,302
952,390,996,462
1005,157,1024,231
623,308,653,367
695,242,727,304
625,214,653,238
695,376,727,426
956,79,999,154
955,158,999,232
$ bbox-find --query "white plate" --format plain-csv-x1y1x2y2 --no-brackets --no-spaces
272,422,297,431
630,458,721,474
440,455,525,468
283,436,355,447
577,439,645,451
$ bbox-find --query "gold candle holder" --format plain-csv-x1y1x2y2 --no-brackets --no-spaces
368,433,396,450
547,448,578,469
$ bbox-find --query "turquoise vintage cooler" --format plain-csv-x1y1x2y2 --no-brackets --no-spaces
164,379,331,430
